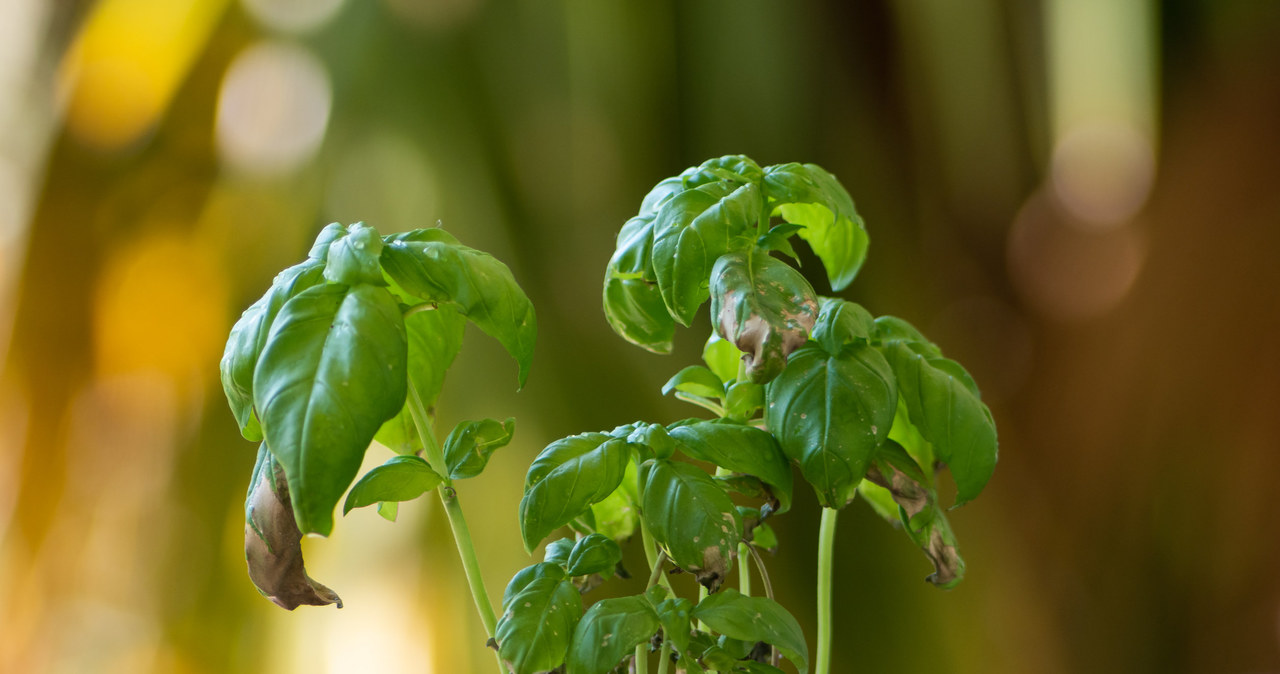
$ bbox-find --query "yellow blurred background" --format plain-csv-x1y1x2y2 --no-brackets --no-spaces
2,0,1279,672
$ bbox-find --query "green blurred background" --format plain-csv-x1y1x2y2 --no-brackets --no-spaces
2,0,1279,672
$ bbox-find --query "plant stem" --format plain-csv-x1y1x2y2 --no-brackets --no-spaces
646,550,669,590
656,641,672,674
816,507,838,674
406,383,507,674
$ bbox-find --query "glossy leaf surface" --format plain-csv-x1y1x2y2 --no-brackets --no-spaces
443,417,515,480
662,365,725,400
703,332,743,384
253,283,408,535
710,249,819,383
765,343,896,508
373,306,466,454
692,589,808,672
496,574,581,674
811,297,874,354
565,533,623,577
638,459,741,590
503,562,567,608
521,433,631,551
881,342,997,505
668,419,793,513
221,260,325,441
323,222,385,286
381,237,536,387
342,455,443,514
603,214,675,353
565,596,660,674
652,180,761,325
763,162,868,291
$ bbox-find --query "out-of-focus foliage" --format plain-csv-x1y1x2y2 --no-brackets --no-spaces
3,0,1280,672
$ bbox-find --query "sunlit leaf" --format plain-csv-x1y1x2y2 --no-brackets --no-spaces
710,249,819,384
566,596,660,674
668,419,793,514
323,222,385,286
765,343,896,509
495,575,582,674
254,283,408,536
443,417,515,480
662,365,725,400
703,332,743,384
520,433,631,551
342,455,443,514
381,237,536,388
638,459,741,591
373,305,466,455
221,259,325,441
763,162,868,291
692,589,808,672
565,533,623,577
880,342,996,505
604,214,676,353
652,180,761,326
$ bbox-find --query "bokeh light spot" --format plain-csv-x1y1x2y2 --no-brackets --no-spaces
1051,121,1155,228
215,41,331,176
242,0,345,34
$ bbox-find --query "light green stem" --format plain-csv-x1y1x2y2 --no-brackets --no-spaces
656,641,672,674
406,384,507,674
816,508,838,674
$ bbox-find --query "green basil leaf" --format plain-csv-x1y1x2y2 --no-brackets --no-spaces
566,596,660,674
221,260,325,441
872,315,941,356
244,444,341,610
653,596,695,658
604,213,676,354
652,181,762,326
254,283,408,536
342,455,443,514
750,522,777,551
756,223,804,261
589,458,640,541
495,575,582,674
627,422,677,461
565,533,623,577
763,162,868,291
703,333,743,384
881,342,997,506
811,297,875,354
521,433,631,551
544,538,575,567
383,227,461,246
723,381,764,421
381,237,536,388
764,343,896,509
692,589,808,673
308,223,348,260
323,222,385,286
443,417,515,480
667,420,793,514
640,176,687,214
503,562,567,609
865,440,966,588
662,365,725,400
682,155,764,187
710,250,819,384
638,459,741,591
373,305,467,455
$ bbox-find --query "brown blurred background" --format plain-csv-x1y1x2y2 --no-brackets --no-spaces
2,0,1279,672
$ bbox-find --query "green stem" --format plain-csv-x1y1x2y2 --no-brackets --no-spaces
646,550,669,590
816,508,838,674
406,384,507,674
656,641,672,674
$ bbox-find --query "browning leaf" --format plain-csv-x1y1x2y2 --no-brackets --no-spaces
245,446,342,610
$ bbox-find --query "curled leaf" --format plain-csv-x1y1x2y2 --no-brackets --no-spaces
603,214,675,353
864,441,966,588
710,250,819,384
244,445,341,610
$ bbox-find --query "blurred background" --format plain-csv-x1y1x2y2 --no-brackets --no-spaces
1,0,1279,672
